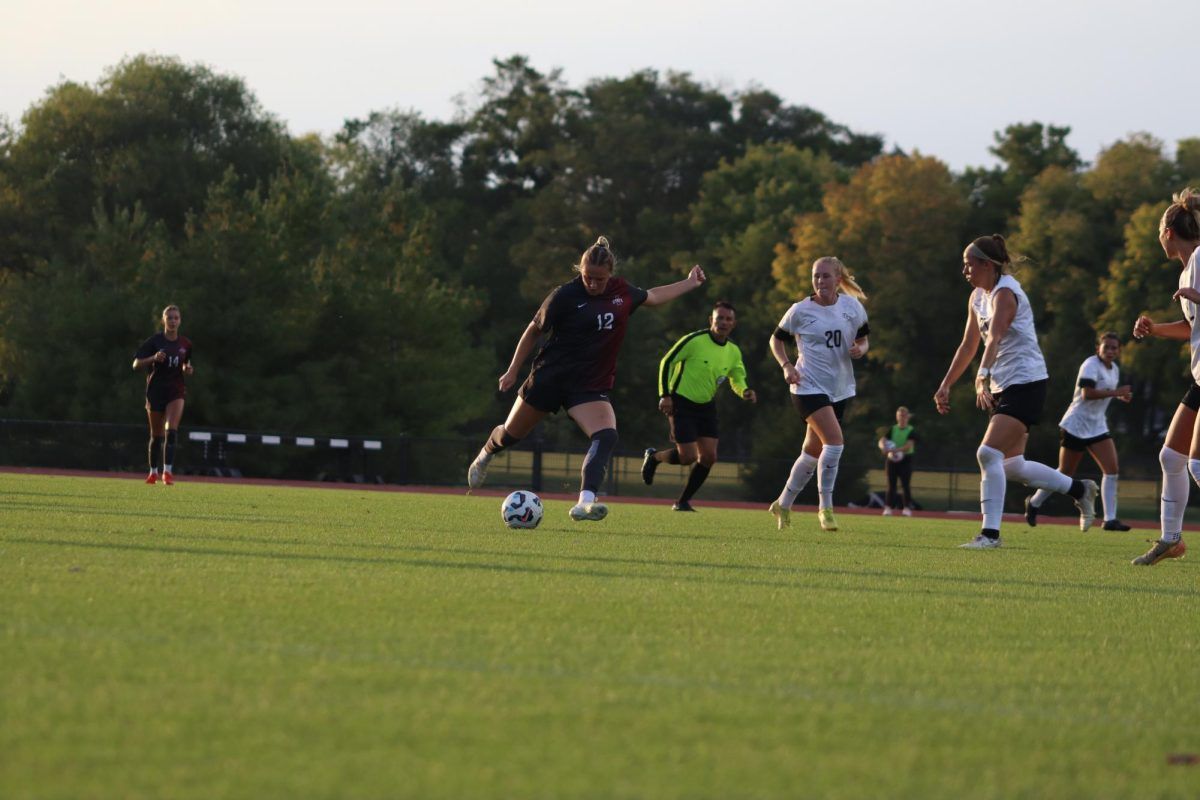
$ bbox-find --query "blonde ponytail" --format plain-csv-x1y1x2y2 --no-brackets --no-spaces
814,256,867,300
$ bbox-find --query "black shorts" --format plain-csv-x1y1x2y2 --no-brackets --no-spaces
519,370,611,414
990,379,1047,429
668,395,719,444
1060,428,1112,452
145,383,186,413
1182,383,1200,411
790,393,848,422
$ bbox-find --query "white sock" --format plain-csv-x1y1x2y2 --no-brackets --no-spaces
1101,474,1118,521
1028,488,1052,508
1188,459,1200,490
578,490,596,505
150,467,160,475
778,452,819,508
817,444,844,510
1003,455,1072,493
476,446,492,464
165,464,173,473
977,445,1006,530
1160,447,1187,543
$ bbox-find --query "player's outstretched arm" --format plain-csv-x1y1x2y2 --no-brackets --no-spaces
644,266,706,307
934,298,982,414
1134,315,1190,341
498,322,542,392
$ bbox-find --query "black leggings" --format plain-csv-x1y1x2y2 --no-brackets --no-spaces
885,458,913,509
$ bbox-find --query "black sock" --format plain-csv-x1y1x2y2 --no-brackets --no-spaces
164,430,177,471
664,448,681,465
981,528,1000,540
1066,479,1085,500
581,428,618,492
149,436,164,472
484,424,520,455
678,463,711,503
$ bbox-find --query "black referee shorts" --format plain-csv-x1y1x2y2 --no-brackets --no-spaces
668,395,719,444
990,379,1047,429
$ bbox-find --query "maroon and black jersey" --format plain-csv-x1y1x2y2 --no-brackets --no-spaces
135,333,193,393
529,276,649,391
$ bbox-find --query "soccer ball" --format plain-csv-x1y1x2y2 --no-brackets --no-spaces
501,490,543,529
880,438,904,462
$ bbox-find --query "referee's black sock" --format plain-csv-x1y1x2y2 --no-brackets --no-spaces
149,435,164,473
678,463,711,504
1066,479,1085,500
663,448,681,465
484,425,520,455
581,428,618,493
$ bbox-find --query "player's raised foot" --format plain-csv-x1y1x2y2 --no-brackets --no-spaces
162,471,175,486
1131,537,1186,566
881,506,893,516
467,451,493,492
1023,496,1039,527
1075,479,1098,531
901,507,913,517
672,500,696,512
641,448,658,485
768,501,790,530
961,533,1002,549
568,502,608,522
1102,518,1131,532
818,508,837,532
145,472,158,485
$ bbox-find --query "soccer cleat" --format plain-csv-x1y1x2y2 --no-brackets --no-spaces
672,500,696,512
641,448,659,485
1102,519,1131,532
162,471,175,486
1075,479,1098,531
960,533,1002,549
568,502,608,522
1024,496,1039,527
902,507,913,517
145,472,158,485
882,506,893,516
818,508,838,531
467,451,493,491
1132,537,1186,566
768,501,790,530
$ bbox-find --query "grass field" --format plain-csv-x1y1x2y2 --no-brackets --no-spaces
2,472,1198,799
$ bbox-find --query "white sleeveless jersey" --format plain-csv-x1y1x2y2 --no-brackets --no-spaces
1059,355,1119,439
971,273,1048,392
777,294,868,402
1179,249,1200,383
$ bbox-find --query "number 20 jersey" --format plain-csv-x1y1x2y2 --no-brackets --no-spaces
776,293,868,402
529,276,649,391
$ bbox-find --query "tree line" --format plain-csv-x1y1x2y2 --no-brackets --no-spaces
1,54,1197,490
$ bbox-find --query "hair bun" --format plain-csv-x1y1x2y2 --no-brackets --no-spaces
595,235,610,249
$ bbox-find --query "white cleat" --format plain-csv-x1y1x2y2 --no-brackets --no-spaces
960,534,1002,549
467,452,493,492
569,502,608,522
768,501,790,530
1076,479,1098,531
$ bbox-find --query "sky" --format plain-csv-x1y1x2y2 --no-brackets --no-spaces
1,0,1188,171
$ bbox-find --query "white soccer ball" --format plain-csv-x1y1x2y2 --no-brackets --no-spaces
501,490,543,529
879,438,904,462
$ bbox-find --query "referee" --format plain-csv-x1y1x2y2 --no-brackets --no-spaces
641,301,756,510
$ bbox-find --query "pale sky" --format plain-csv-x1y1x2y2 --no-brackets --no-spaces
1,0,1189,171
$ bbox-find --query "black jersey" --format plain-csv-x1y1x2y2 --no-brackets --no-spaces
135,333,193,393
530,276,648,391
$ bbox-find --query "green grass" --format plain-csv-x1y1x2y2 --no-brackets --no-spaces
2,473,1197,799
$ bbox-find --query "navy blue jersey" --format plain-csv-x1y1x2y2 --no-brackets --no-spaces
135,333,192,393
530,276,648,391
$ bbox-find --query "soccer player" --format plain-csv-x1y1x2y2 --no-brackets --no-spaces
1025,332,1133,531
467,236,706,522
767,257,868,532
1129,187,1200,566
933,235,1098,549
132,304,194,485
640,301,757,511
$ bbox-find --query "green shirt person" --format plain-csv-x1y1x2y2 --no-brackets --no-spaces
879,406,918,515
641,301,756,510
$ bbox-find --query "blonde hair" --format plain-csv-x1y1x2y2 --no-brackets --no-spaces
813,256,867,300
1163,187,1200,241
575,236,616,273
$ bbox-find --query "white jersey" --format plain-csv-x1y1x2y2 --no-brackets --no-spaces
1179,249,1200,383
971,273,1048,392
777,294,869,402
1059,355,1119,439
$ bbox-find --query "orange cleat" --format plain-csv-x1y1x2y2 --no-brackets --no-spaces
145,472,159,485
1168,538,1187,559
162,471,175,486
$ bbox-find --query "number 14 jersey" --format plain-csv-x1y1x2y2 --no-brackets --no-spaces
776,294,869,402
